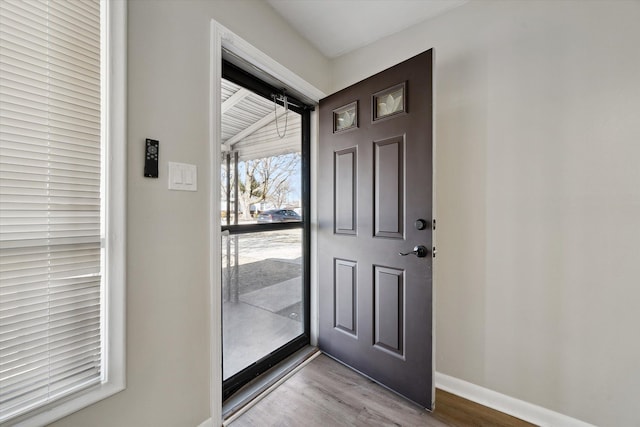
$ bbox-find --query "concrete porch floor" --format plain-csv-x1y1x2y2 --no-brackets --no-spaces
223,277,303,379
222,229,304,380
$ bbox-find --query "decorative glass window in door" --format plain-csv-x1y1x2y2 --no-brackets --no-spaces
333,101,358,133
373,82,406,121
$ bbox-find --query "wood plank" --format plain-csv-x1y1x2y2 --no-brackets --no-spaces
431,389,535,427
229,354,536,427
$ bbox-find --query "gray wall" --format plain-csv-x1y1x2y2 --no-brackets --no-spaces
52,1,329,426
50,0,640,426
332,1,640,426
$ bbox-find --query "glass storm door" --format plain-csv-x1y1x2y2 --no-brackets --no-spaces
220,61,310,400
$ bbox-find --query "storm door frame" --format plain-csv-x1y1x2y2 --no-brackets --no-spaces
220,60,312,401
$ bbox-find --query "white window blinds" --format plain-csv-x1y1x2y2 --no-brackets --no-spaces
0,0,103,421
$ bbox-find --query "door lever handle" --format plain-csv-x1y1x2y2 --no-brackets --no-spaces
398,245,429,258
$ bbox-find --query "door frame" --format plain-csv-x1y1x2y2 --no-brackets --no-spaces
209,20,325,424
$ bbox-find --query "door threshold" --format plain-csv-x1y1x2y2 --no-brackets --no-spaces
222,346,320,423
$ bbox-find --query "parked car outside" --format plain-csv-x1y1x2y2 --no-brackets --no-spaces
257,209,302,223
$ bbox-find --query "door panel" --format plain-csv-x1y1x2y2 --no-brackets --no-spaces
374,137,404,238
373,265,404,356
334,148,357,234
318,50,434,408
334,258,357,335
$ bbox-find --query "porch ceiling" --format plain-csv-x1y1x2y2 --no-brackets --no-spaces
222,78,300,161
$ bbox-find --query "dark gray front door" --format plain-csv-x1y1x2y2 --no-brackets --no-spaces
318,50,434,408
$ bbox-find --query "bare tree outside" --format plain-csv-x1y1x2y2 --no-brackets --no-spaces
272,180,292,209
231,152,300,220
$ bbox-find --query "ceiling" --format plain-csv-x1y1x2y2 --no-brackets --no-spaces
266,0,468,58
222,1,470,160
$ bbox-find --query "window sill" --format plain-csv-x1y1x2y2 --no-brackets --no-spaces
6,381,125,427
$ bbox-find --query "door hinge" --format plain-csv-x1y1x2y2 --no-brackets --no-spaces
432,219,436,230
432,246,437,258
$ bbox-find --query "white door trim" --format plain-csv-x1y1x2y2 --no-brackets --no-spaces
208,20,325,426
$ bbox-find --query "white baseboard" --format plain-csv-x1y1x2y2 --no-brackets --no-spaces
435,372,596,427
197,419,213,427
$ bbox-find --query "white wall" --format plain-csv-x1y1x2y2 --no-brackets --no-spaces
50,1,329,426
332,1,640,425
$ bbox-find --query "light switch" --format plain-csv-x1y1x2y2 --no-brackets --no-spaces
174,168,183,184
168,162,197,191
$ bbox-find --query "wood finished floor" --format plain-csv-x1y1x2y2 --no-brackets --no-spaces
229,354,536,427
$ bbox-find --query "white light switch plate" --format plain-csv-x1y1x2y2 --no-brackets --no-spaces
168,162,197,191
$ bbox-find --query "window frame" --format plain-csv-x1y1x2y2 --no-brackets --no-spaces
3,1,127,425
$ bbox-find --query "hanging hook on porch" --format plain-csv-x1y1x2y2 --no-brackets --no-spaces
272,90,289,139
